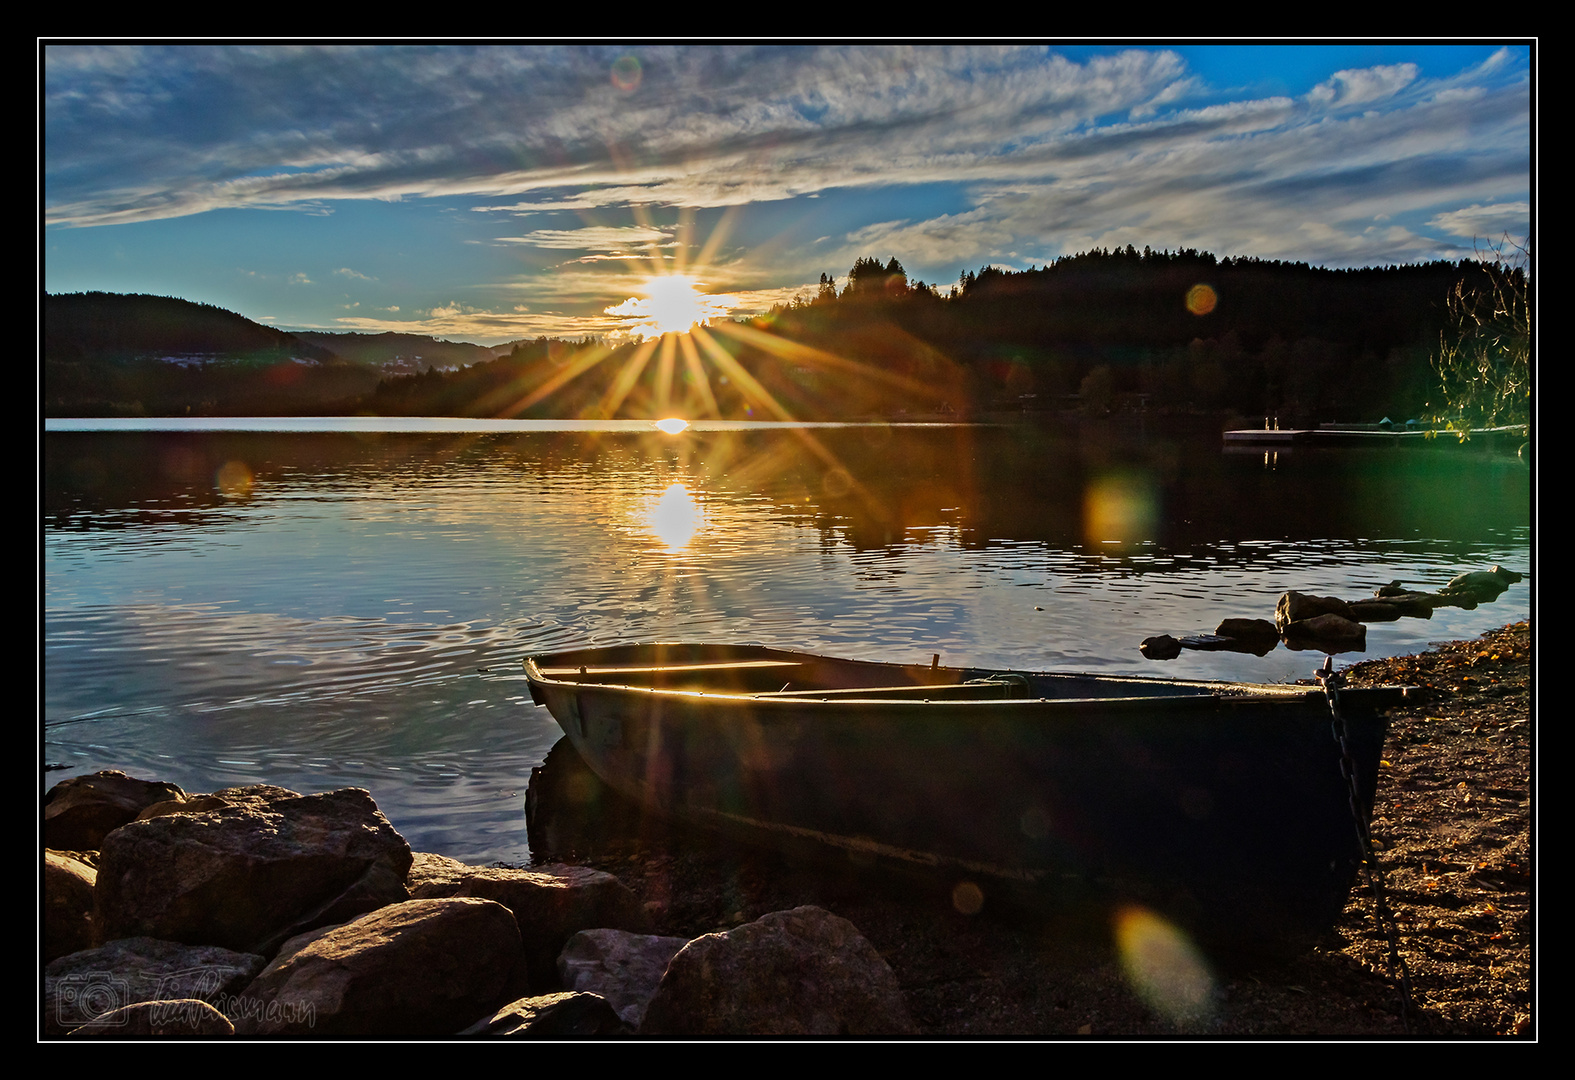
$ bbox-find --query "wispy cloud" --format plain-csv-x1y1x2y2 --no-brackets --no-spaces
497,225,675,250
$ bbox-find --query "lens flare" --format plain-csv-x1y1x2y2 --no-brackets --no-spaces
215,460,253,498
1186,283,1218,315
1114,905,1216,1028
611,55,642,92
654,417,689,434
1082,472,1158,548
951,881,985,915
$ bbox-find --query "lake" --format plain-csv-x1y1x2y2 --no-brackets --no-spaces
42,417,1531,865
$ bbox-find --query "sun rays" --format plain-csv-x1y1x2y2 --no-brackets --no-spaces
485,209,969,536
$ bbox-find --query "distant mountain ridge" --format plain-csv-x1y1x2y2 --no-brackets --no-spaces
290,331,502,370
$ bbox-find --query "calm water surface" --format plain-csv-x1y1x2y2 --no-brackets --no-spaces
43,419,1531,864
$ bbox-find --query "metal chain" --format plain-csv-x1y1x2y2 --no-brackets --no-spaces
1317,655,1417,1033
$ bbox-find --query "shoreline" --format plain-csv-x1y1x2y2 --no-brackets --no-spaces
535,621,1532,1037
45,623,1532,1037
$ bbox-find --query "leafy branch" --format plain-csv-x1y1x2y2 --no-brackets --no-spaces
1425,236,1531,440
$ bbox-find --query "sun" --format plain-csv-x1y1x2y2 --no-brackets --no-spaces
606,274,738,337
644,276,707,334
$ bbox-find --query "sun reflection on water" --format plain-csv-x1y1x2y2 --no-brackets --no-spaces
644,482,705,550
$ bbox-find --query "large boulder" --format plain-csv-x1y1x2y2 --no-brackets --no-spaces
44,771,187,851
44,850,98,963
94,787,412,954
557,928,691,1029
44,936,265,1035
639,906,916,1035
231,898,522,1036
456,865,649,990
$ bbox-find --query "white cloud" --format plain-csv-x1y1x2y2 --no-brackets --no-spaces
1427,202,1531,241
1306,64,1418,107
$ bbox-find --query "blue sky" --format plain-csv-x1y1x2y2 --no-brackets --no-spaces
42,43,1532,346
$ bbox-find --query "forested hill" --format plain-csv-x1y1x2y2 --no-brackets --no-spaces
45,292,338,363
43,293,378,417
938,248,1478,355
42,294,507,416
43,250,1520,421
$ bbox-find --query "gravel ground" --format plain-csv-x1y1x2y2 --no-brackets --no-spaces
531,621,1534,1039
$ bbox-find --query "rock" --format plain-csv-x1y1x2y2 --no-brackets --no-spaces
557,928,691,1028
1443,565,1523,603
1216,617,1280,642
1362,594,1438,619
94,787,412,955
460,991,627,1037
44,771,187,851
45,850,97,963
1140,635,1181,661
1344,599,1406,622
68,999,235,1036
1275,592,1351,632
1281,613,1367,653
135,784,303,822
231,898,522,1036
407,851,476,899
457,864,649,991
1177,633,1276,656
639,906,916,1036
1206,618,1281,655
44,936,264,1035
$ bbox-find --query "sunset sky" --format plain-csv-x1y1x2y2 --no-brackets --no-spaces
42,43,1533,346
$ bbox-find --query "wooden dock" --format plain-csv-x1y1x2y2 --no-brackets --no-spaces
1224,424,1526,448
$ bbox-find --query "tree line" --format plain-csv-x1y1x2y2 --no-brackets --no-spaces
45,246,1528,425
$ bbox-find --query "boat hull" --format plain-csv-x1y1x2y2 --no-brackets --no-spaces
525,643,1401,952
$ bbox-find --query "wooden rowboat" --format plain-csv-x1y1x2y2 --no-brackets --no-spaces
524,642,1409,953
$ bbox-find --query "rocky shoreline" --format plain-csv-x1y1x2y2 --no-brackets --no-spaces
42,622,1532,1038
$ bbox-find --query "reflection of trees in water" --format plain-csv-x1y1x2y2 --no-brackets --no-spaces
47,425,1529,571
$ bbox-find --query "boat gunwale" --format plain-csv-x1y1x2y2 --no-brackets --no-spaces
522,647,1412,710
